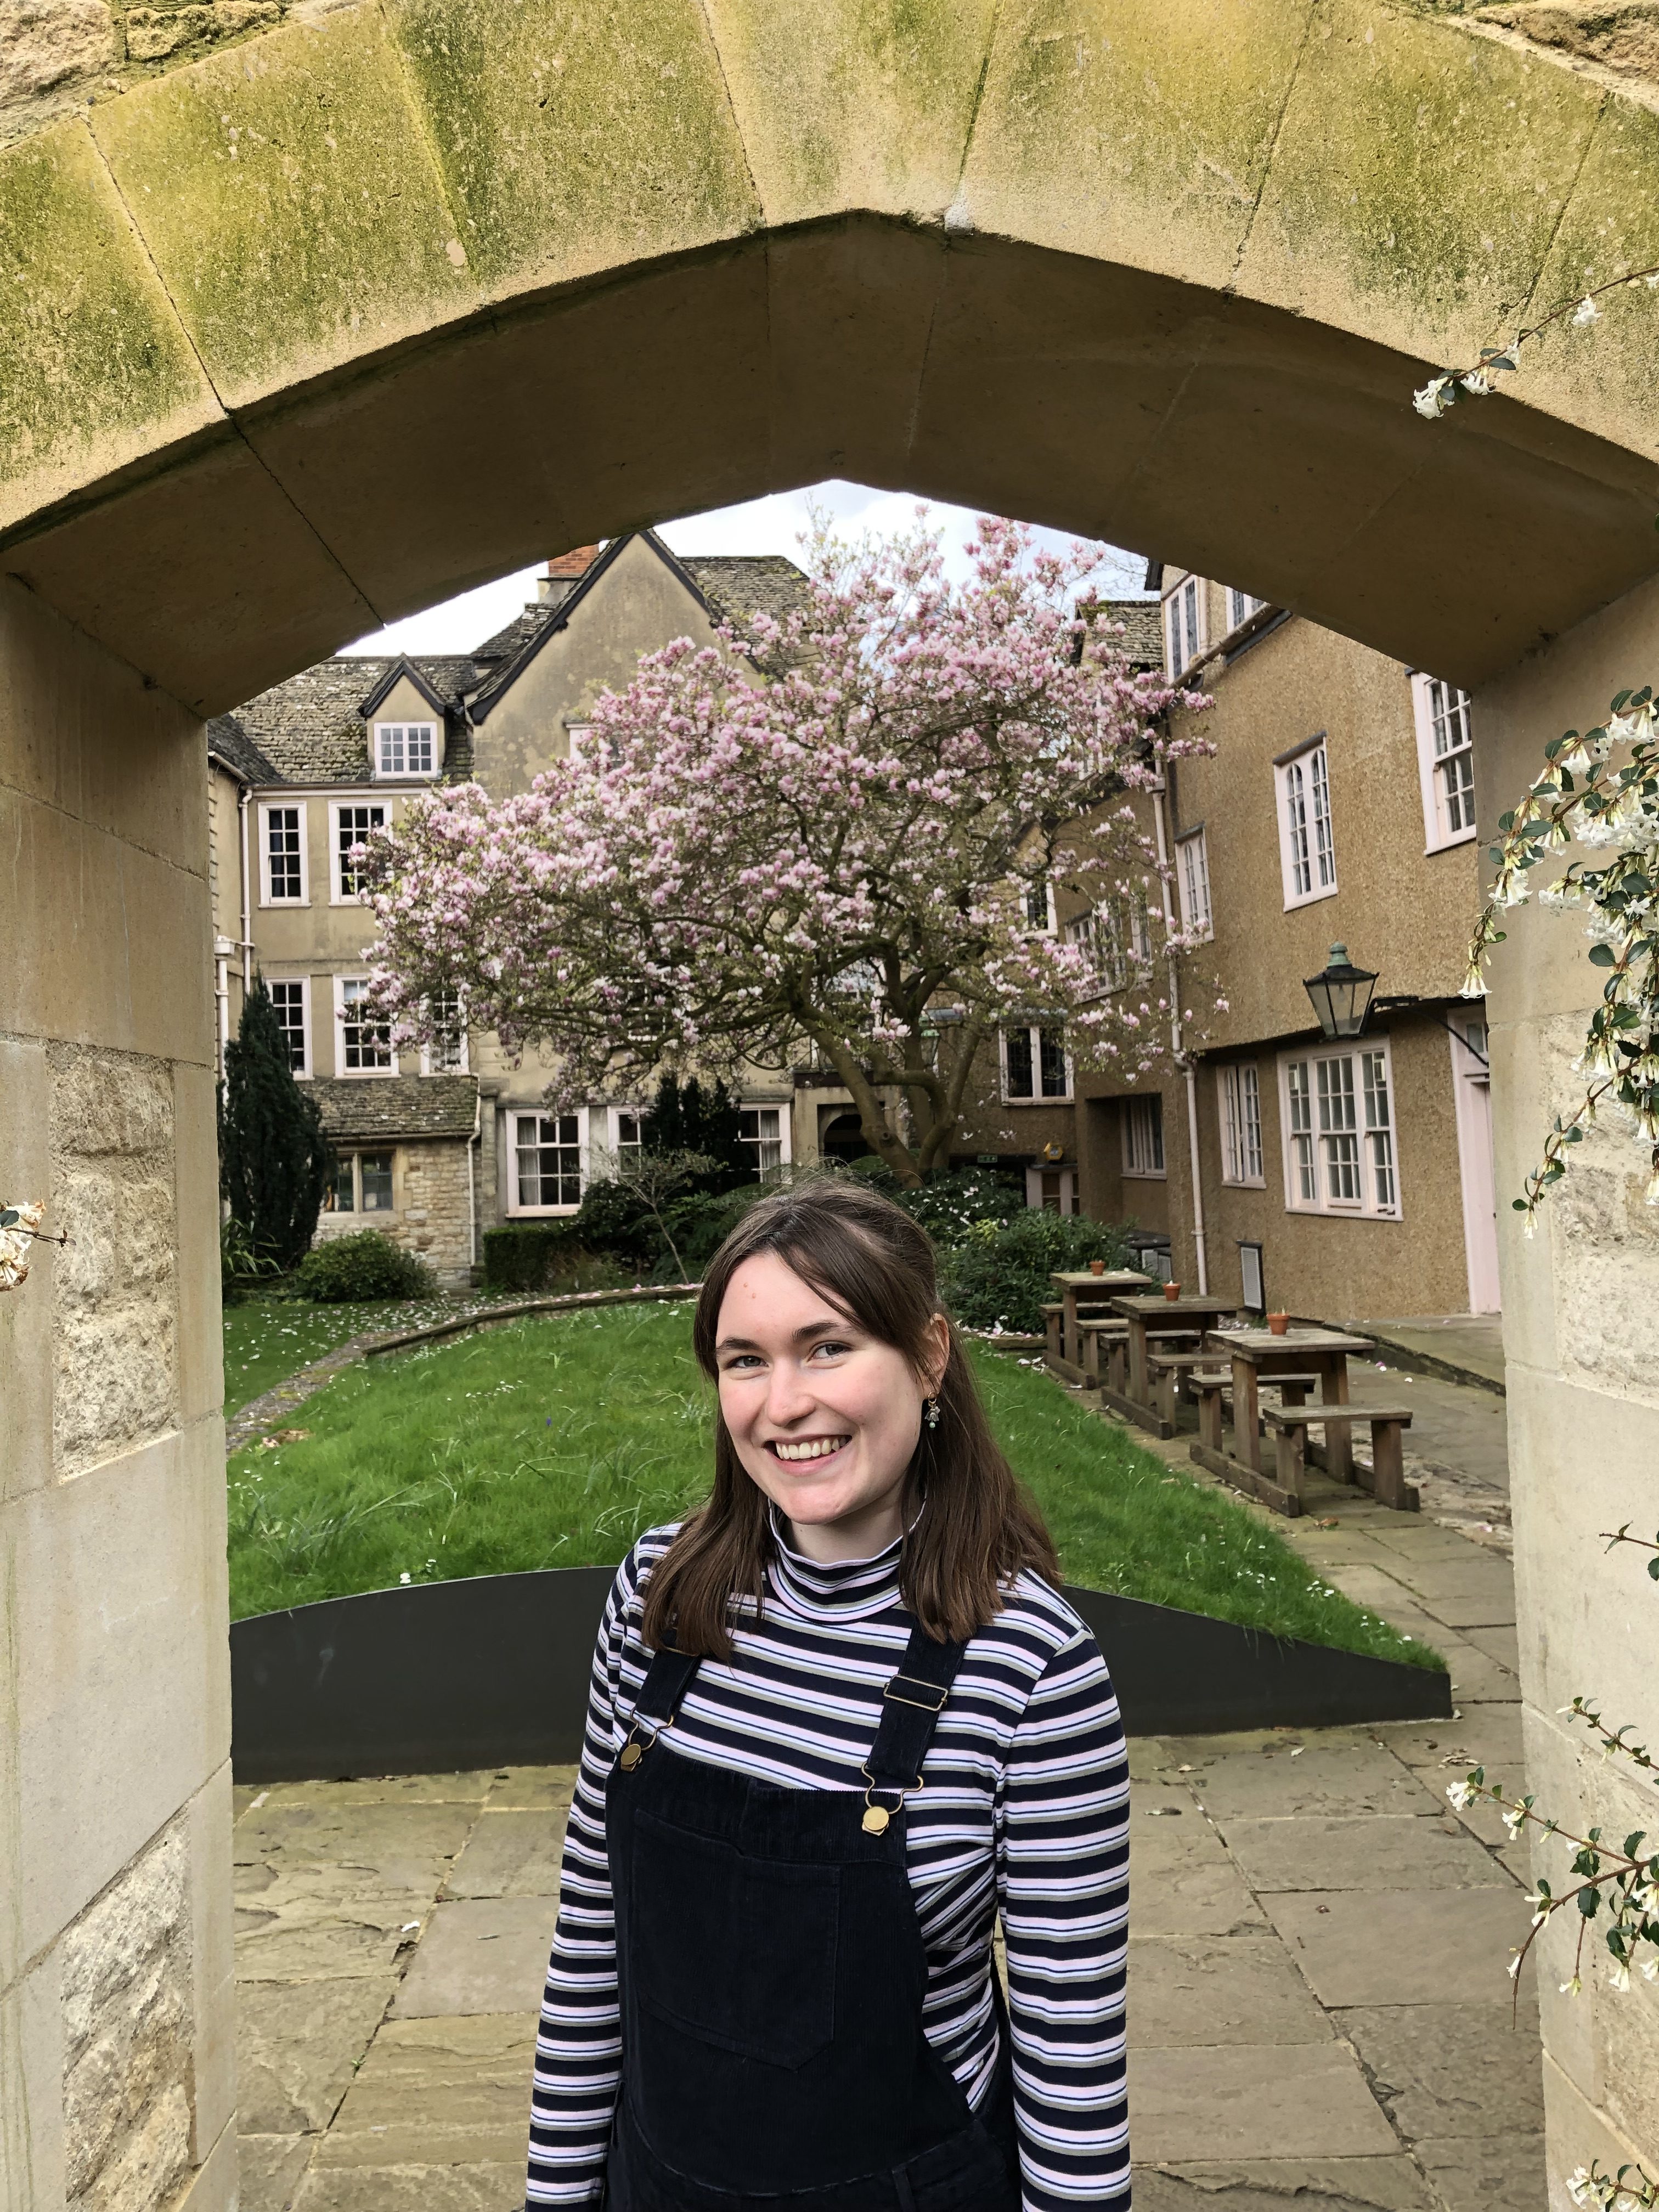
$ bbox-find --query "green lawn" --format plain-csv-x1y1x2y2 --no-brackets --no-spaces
224,1303,1438,1671
223,1293,516,1415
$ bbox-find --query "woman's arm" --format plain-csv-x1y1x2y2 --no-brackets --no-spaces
997,1629,1132,2210
525,1556,638,2207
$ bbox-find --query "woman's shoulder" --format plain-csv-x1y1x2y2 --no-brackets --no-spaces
974,1570,1103,1673
607,1521,687,1610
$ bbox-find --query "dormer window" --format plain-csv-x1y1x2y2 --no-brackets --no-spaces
375,721,437,778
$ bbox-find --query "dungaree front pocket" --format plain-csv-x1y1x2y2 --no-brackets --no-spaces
630,1810,840,2070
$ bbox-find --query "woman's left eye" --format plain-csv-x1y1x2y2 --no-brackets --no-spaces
810,1340,851,1360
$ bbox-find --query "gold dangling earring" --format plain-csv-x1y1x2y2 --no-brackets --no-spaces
924,1393,940,1430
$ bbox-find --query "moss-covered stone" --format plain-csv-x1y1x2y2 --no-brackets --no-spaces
91,4,477,408
964,0,1316,292
0,117,218,529
699,0,996,227
1241,0,1604,363
383,0,759,303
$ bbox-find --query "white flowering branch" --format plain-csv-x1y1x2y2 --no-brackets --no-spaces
1462,690,1659,1223
1413,264,1659,420
1567,2163,1659,2211
0,1200,66,1292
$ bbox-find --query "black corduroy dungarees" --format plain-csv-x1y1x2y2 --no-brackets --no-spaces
603,1621,1023,2212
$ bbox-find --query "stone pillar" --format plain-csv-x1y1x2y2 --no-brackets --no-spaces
0,579,234,2211
1476,577,1659,2208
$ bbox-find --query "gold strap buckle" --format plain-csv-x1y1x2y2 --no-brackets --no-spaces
618,1714,670,1773
859,1762,921,1836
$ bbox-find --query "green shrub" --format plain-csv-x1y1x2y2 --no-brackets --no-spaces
482,1221,591,1292
572,1180,657,1266
888,1167,1028,1246
938,1209,1133,1334
295,1230,433,1304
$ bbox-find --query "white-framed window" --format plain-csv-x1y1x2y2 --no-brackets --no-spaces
1227,587,1266,631
609,1107,648,1169
510,1110,584,1215
1122,1093,1165,1178
738,1104,789,1177
268,978,311,1078
565,720,592,760
1410,673,1477,851
420,989,467,1075
1218,1063,1264,1186
331,800,386,902
1163,574,1205,679
1128,885,1154,964
1176,828,1212,937
375,722,436,778
1022,877,1056,932
1279,1042,1400,1218
1003,1024,1071,1102
1276,740,1337,907
259,802,308,906
325,1149,396,1214
335,976,396,1076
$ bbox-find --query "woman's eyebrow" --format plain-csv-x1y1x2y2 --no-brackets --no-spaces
714,1317,855,1356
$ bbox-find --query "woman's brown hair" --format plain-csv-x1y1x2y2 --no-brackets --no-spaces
639,1178,1062,1657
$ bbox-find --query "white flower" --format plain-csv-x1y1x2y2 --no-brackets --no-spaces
1573,295,1602,326
399,1571,413,1585
1413,374,1458,419
1447,1779,1478,1810
1460,369,1494,396
1561,1974,1583,1997
0,1199,47,1293
1610,1960,1632,1993
1641,1958,1658,1983
1567,2167,1593,2208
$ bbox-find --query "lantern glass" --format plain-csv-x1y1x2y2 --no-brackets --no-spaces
1304,943,1378,1040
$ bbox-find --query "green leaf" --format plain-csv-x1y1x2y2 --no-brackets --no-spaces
1624,1832,1647,1859
1589,944,1618,967
1612,693,1633,713
1579,1887,1602,1917
0,1208,16,1227
1647,1556,1658,1581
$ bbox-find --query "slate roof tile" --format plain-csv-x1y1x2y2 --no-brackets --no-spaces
311,1074,479,1143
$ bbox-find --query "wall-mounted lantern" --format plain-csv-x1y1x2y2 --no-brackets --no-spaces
1303,943,1379,1041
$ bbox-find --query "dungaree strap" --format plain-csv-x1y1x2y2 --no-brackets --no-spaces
633,1638,701,1727
865,1622,969,1795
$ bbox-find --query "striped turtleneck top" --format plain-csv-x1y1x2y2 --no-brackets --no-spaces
526,1521,1131,2211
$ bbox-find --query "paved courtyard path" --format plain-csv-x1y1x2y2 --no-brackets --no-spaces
232,1387,1539,2212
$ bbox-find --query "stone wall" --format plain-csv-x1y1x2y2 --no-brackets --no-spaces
311,1137,474,1285
1475,572,1659,2206
0,574,235,2212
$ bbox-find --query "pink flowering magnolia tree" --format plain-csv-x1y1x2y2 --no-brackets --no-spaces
364,514,1212,1185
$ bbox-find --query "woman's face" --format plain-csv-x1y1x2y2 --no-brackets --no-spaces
713,1251,947,1559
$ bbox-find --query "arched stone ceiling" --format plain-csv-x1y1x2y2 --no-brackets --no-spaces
3,0,1659,712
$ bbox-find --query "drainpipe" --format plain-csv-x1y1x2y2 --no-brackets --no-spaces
237,786,253,996
213,940,231,1076
466,1083,482,1278
1151,778,1210,1294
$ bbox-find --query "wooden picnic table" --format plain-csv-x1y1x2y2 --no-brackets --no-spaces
1048,1269,1151,1373
1203,1327,1375,1483
1105,1293,1239,1435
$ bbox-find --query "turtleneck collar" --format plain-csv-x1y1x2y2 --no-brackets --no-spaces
767,1508,906,1623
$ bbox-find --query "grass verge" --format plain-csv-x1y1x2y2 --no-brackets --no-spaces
225,1304,1437,1670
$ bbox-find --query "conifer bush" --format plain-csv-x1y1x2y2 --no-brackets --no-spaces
219,981,334,1271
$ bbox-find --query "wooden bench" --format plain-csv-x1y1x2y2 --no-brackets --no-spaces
1192,1370,1321,1454
1261,1403,1419,1512
1146,1349,1221,1426
1041,1302,1065,1368
1075,1317,1130,1389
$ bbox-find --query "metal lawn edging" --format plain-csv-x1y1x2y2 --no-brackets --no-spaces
229,1567,1451,1781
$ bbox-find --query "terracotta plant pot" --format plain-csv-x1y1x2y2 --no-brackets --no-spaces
1088,1259,1105,1276
1163,1282,1181,1301
1266,1311,1290,1335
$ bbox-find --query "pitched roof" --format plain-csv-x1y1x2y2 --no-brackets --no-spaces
677,554,810,634
1090,598,1163,670
311,1074,479,1143
229,655,479,785
206,712,280,785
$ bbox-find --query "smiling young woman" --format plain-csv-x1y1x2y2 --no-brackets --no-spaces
526,1181,1130,2212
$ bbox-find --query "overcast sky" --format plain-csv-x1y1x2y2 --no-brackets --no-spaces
345,479,1153,658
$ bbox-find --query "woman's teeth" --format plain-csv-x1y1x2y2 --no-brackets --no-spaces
771,1437,849,1462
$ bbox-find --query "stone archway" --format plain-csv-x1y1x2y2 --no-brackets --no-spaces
3,4,1658,2207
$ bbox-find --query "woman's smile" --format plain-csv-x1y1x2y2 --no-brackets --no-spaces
766,1434,851,1463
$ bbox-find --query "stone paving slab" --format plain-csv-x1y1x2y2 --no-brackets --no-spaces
1127,1937,1330,2046
1220,1814,1509,1894
1459,1622,1522,1672
1131,2041,1401,2161
1336,2002,1545,2140
1376,1708,1527,1776
1182,1743,1445,1823
1129,1809,1271,1940
391,1897,561,2019
1429,1638,1521,1704
1133,2155,1437,2211
258,1772,499,1809
1414,2134,1547,2212
482,1768,577,1814
236,1978,396,2132
292,2159,525,2211
1266,1888,1537,2009
235,1801,477,1891
235,1888,431,1984
445,1808,569,1899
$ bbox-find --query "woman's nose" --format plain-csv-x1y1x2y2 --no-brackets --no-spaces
764,1361,815,1425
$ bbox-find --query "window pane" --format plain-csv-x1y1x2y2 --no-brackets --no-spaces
1284,763,1312,896
379,725,404,775
337,805,385,899
268,980,307,1071
1286,1062,1315,1201
325,1156,355,1211
738,1106,783,1175
409,725,433,774
1242,1065,1263,1180
1024,879,1051,929
360,1152,394,1210
1005,1029,1034,1098
1039,1029,1069,1097
1363,1051,1396,1211
516,1114,582,1208
1179,832,1211,931
1441,746,1476,833
1310,746,1335,888
340,978,392,1070
266,808,302,900
426,989,464,1071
